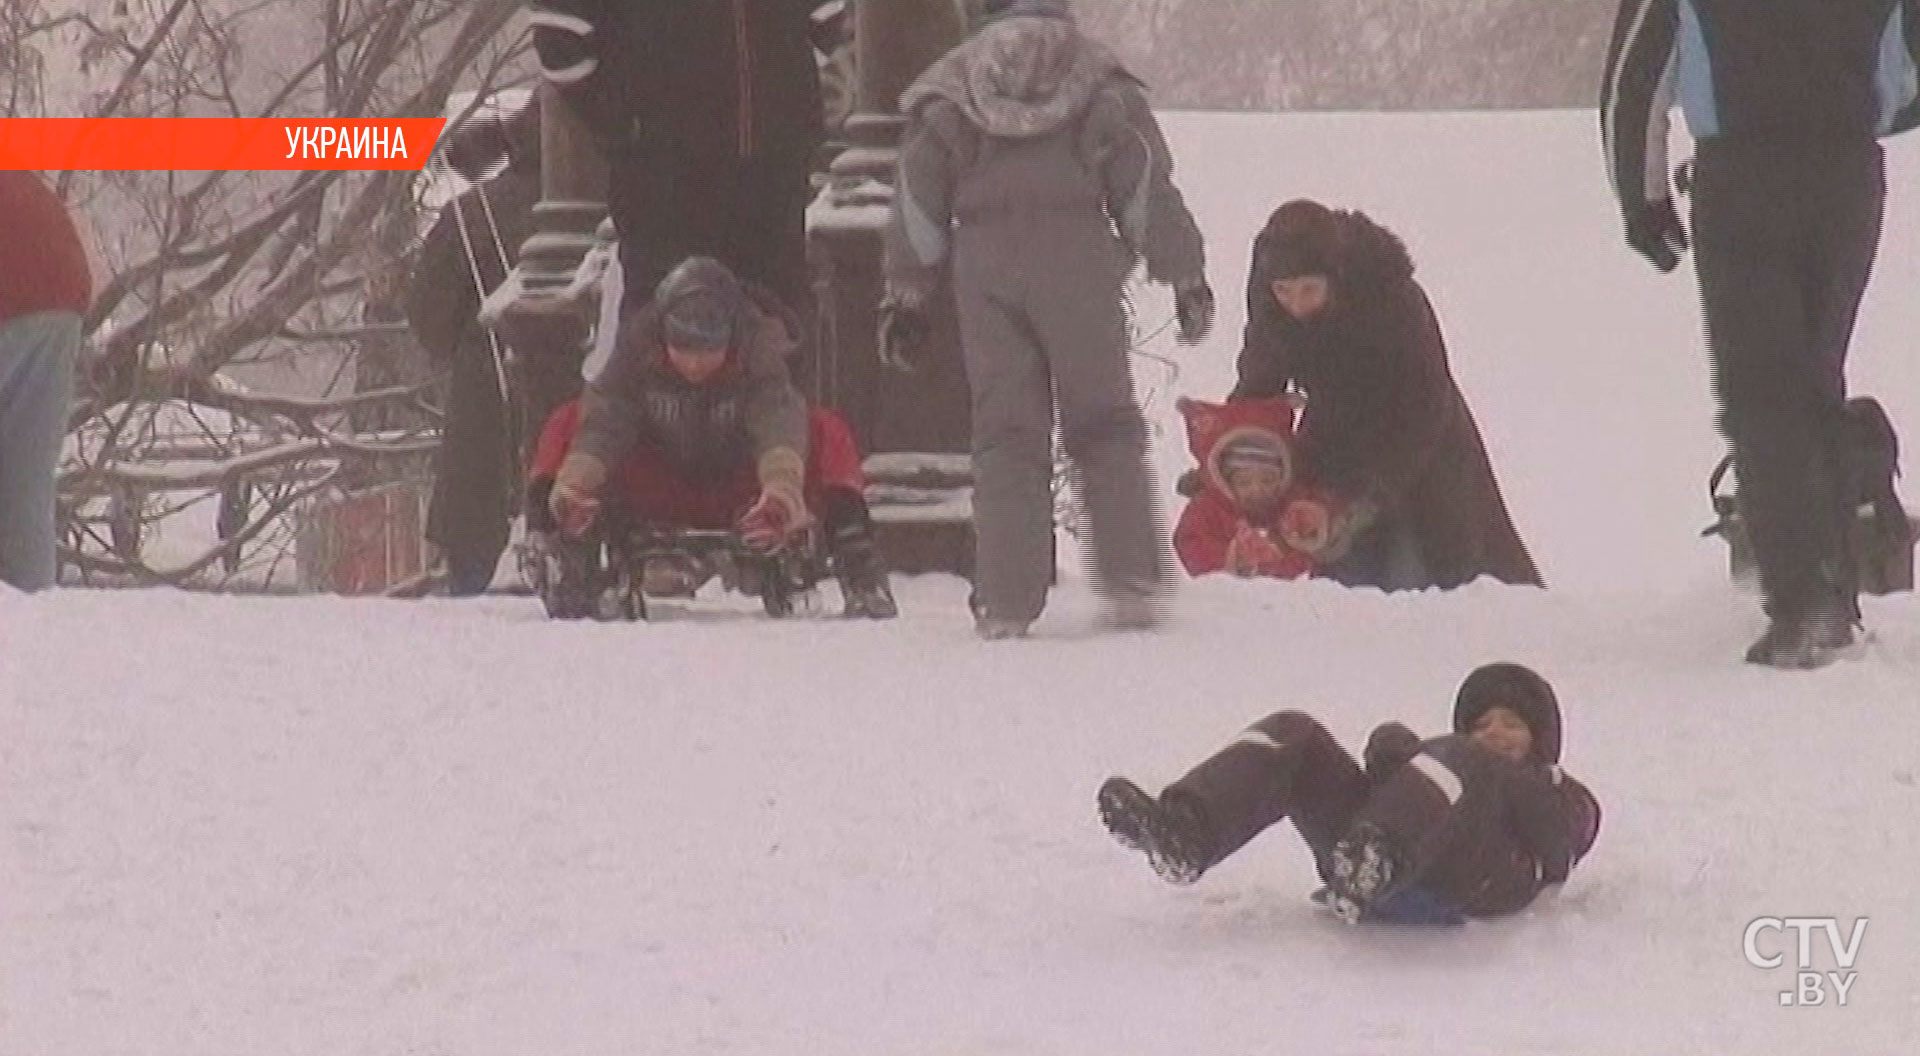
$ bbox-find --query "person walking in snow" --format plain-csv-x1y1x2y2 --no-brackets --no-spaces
1223,199,1540,592
0,171,92,592
1600,0,1920,668
1099,663,1601,926
528,0,845,322
879,0,1215,639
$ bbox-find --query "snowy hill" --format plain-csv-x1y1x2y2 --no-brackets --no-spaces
5,111,1920,1055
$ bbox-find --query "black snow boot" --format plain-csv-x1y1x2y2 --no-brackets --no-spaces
1326,821,1408,924
525,529,606,620
1097,777,1215,885
1744,610,1857,670
823,489,898,619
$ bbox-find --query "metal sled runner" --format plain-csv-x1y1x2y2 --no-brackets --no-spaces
519,524,830,621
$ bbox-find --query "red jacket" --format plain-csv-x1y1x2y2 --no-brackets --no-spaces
1172,396,1319,579
0,172,92,323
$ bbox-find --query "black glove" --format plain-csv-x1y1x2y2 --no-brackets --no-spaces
445,111,512,182
1624,198,1688,274
1362,722,1421,782
876,292,932,374
1174,281,1216,345
1175,467,1204,498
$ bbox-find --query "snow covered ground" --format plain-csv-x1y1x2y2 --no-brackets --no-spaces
6,111,1920,1055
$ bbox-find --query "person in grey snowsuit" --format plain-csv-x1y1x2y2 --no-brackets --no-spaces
879,0,1215,639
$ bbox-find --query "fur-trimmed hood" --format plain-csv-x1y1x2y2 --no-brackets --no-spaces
1250,200,1416,306
1177,396,1301,502
900,11,1128,139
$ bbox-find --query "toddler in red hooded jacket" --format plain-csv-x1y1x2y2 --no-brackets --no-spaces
1172,396,1344,579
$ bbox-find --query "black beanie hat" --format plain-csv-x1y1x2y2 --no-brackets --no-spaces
656,256,743,352
1452,662,1562,765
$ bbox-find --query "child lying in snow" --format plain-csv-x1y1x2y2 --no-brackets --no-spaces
1098,663,1601,925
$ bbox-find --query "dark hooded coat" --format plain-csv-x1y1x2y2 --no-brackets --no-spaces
1230,202,1541,589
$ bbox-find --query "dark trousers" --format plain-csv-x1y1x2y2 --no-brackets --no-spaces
428,314,586,595
611,158,814,327
1690,137,1886,618
426,327,513,595
1162,711,1371,885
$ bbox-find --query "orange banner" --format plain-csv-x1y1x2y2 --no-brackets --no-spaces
0,119,448,171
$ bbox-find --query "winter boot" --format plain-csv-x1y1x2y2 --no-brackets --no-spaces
1326,821,1408,924
974,616,1031,640
967,589,1029,640
822,490,898,619
831,525,898,619
1100,591,1164,632
1744,611,1857,670
526,529,606,620
1097,777,1214,885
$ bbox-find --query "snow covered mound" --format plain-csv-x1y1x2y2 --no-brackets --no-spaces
5,111,1920,1054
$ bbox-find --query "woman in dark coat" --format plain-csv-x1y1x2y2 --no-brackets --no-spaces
1228,199,1541,590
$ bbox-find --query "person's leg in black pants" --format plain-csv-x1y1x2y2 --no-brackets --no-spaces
1691,140,1886,665
1099,711,1372,885
426,325,512,595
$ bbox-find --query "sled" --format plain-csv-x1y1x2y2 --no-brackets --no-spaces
518,523,830,621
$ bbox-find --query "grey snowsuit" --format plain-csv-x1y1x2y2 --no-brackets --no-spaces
885,4,1207,622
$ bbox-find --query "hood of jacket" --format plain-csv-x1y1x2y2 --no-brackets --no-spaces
1451,662,1563,766
1177,396,1301,502
900,12,1127,139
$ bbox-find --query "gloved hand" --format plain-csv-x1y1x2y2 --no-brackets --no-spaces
1224,523,1288,578
1175,466,1204,498
1362,722,1422,782
1280,495,1377,565
1278,497,1334,555
547,480,602,539
1174,281,1216,345
737,483,811,551
876,290,932,374
1624,198,1688,274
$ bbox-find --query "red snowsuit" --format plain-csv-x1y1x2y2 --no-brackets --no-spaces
530,399,866,530
1173,396,1328,579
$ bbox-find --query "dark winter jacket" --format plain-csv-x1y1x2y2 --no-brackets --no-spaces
1355,662,1599,918
1230,202,1540,590
572,284,809,484
1601,0,1920,216
0,172,92,323
528,0,831,172
884,7,1207,301
1357,727,1601,919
